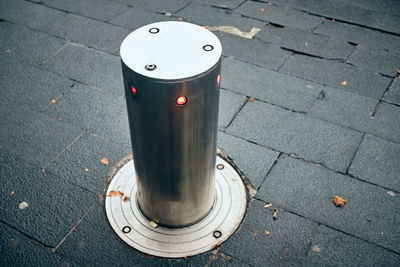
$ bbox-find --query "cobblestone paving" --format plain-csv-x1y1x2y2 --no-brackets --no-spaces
1,0,399,266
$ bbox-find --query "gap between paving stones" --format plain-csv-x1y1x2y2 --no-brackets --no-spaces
372,74,400,116
52,204,95,251
221,131,400,194
344,133,365,174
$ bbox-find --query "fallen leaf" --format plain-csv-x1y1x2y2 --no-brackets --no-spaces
340,150,344,154
301,64,305,67
57,117,62,121
122,196,131,202
273,208,279,220
387,191,396,197
333,195,347,207
74,15,80,19
332,18,336,22
204,26,261,39
341,80,347,86
289,153,298,158
165,12,172,17
84,168,89,172
397,69,400,74
51,99,56,104
249,97,255,102
184,256,187,259
264,203,272,208
264,230,270,236
252,232,257,237
212,244,219,249
149,221,158,228
178,17,183,21
19,201,29,210
10,191,14,196
107,190,124,197
312,245,321,252
220,33,224,37
101,157,109,165
259,8,265,12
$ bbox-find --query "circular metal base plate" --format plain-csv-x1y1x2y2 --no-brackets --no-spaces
105,156,247,258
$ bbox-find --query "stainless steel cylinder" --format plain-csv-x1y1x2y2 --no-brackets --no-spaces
120,21,222,227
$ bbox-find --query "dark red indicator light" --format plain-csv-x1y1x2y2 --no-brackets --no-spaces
217,74,221,86
176,96,187,105
130,85,137,95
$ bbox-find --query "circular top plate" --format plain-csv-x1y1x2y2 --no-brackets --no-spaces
120,21,222,80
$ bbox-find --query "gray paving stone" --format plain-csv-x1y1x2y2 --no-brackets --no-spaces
41,0,128,21
0,55,72,113
0,222,77,266
0,0,65,31
236,1,324,31
190,0,245,9
348,134,400,192
309,88,400,143
218,132,279,189
257,155,400,252
314,20,400,57
291,0,400,34
110,7,178,30
177,3,265,32
45,83,131,147
41,13,130,54
47,133,131,193
332,0,400,16
385,77,400,105
304,225,400,266
0,150,95,247
218,89,247,130
0,99,83,169
57,203,214,266
0,22,67,65
280,54,391,99
219,33,292,70
347,47,400,77
220,199,317,266
42,44,123,94
221,57,322,112
257,25,354,59
226,101,363,172
110,0,189,14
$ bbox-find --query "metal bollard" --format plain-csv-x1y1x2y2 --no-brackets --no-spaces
120,21,222,227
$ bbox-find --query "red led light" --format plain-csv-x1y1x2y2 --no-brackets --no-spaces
130,85,137,95
176,96,187,105
217,74,221,86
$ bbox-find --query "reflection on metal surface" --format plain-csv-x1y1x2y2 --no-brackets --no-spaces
105,156,247,258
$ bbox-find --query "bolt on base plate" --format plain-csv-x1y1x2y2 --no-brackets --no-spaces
105,156,247,258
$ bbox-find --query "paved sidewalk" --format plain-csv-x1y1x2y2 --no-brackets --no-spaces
1,0,399,266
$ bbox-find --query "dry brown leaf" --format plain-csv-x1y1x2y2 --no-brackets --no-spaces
149,221,158,228
249,97,255,102
312,245,321,252
301,64,305,67
101,157,109,165
10,191,15,196
122,196,131,202
51,99,56,104
333,195,347,207
252,232,257,237
259,8,265,12
57,117,62,121
273,208,279,220
178,17,183,21
107,190,124,197
84,168,89,172
397,69,400,74
341,80,347,86
264,203,272,208
332,18,336,22
264,230,270,236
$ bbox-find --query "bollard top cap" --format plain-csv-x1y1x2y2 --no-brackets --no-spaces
120,21,222,81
